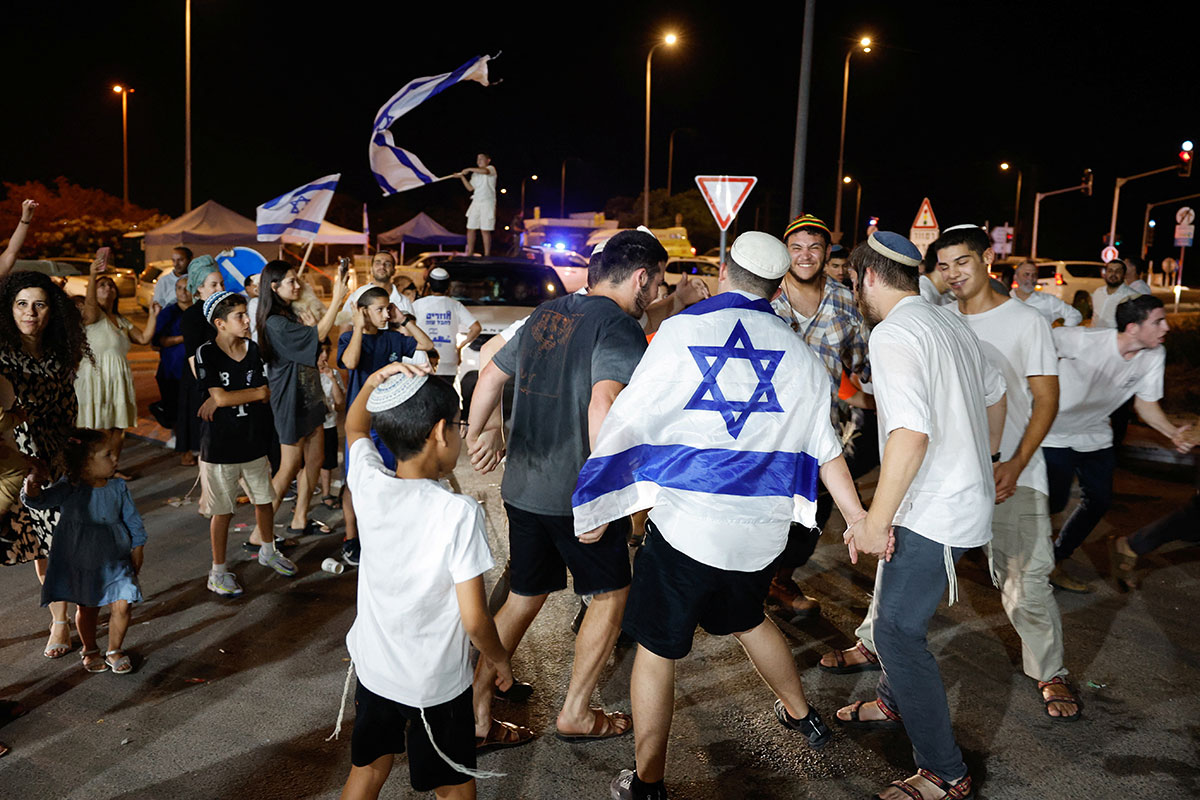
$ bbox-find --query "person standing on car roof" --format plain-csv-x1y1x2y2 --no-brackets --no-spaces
457,153,498,256
413,268,480,380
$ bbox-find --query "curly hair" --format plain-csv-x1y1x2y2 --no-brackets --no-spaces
0,271,92,371
62,428,109,485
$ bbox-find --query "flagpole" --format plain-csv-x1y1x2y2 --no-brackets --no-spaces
298,238,315,273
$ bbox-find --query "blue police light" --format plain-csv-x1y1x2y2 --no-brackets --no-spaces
1149,220,1157,228
1183,141,1194,152
554,242,565,250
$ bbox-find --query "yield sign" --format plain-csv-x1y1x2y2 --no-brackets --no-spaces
911,197,939,230
695,175,757,231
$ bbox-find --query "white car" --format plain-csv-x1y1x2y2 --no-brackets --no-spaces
519,246,589,293
664,257,720,296
995,258,1109,317
13,258,138,299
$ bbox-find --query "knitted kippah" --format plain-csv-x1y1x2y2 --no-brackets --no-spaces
783,214,831,240
366,373,428,412
203,290,238,323
866,231,922,267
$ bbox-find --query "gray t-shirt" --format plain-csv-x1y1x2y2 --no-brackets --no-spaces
264,314,325,445
492,293,647,515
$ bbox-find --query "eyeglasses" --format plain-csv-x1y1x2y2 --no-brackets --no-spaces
454,420,470,436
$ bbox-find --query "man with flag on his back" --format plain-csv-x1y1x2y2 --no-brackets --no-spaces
573,231,875,800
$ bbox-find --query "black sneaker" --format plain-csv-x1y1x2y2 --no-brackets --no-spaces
282,481,297,502
774,700,832,749
341,537,361,567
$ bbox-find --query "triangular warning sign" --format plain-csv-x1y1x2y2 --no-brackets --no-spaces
695,175,758,231
911,197,939,230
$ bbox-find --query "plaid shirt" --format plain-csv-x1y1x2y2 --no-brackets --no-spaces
771,276,870,418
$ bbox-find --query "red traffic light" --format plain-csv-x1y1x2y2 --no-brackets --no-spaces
1181,150,1194,177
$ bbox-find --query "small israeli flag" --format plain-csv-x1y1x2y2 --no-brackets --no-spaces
256,174,340,242
369,56,493,196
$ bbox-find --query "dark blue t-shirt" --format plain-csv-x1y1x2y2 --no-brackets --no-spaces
336,330,419,406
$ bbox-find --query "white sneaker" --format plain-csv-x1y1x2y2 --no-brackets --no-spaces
258,548,298,577
610,770,635,800
207,571,243,597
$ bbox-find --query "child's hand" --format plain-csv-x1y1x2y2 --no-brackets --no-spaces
492,656,514,693
197,397,218,421
131,545,144,576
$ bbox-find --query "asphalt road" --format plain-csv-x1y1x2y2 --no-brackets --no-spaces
1,431,1197,800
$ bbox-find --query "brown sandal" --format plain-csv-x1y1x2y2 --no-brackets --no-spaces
836,698,902,730
879,769,973,799
820,640,881,674
1038,676,1082,722
555,707,632,742
475,719,536,753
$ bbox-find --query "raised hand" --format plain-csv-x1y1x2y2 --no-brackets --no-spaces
20,199,37,223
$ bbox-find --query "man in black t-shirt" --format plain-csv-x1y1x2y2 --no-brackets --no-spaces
467,230,666,746
195,291,297,597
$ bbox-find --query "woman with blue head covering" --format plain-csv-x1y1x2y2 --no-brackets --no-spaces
174,255,224,465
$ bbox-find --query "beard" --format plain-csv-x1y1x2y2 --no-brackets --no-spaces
632,282,658,317
1105,274,1123,287
857,291,882,327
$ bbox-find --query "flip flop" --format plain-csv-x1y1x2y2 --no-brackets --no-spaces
554,708,632,742
475,719,536,754
241,536,298,554
321,494,342,510
836,699,902,730
494,680,534,703
287,519,333,537
0,741,9,758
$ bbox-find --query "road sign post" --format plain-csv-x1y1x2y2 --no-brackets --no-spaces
695,175,757,262
909,197,940,256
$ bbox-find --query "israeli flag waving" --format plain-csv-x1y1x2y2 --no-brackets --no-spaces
573,292,844,571
256,174,340,242
369,55,493,196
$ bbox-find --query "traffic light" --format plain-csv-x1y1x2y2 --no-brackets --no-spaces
1081,168,1094,196
1180,141,1194,177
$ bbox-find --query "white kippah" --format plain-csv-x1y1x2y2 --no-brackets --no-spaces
942,223,984,233
366,373,428,413
729,231,790,279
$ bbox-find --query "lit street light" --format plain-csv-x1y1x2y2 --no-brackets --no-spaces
113,84,134,208
644,32,679,226
834,36,873,242
1000,162,1022,253
520,174,538,217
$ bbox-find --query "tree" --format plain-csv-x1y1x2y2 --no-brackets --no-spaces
603,188,721,254
0,178,169,258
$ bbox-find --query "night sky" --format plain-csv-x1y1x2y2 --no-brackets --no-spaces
5,1,1198,262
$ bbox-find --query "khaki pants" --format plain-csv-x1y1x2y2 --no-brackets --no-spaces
856,487,1066,682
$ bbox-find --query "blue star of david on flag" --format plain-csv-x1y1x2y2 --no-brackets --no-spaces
684,320,785,438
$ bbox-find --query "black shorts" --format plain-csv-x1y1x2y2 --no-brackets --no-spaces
349,681,475,792
623,520,773,659
505,503,632,597
322,426,339,472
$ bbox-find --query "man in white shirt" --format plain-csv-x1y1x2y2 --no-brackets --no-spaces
937,228,1079,718
917,251,952,306
839,231,1005,800
577,232,869,800
1091,260,1139,328
1123,256,1153,295
413,267,481,378
341,251,415,322
458,153,497,256
152,246,193,310
1011,260,1082,326
1043,295,1193,592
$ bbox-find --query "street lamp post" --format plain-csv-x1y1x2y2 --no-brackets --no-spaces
1000,162,1022,253
834,37,872,242
112,85,133,208
520,174,538,218
644,33,678,227
842,176,862,247
1109,148,1192,251
184,0,192,212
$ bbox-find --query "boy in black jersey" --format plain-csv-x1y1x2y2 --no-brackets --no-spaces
195,291,296,596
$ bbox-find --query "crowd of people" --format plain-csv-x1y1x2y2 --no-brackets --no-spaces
0,198,1194,800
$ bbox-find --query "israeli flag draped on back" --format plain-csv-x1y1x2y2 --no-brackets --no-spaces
573,292,843,570
369,56,493,196
256,174,340,242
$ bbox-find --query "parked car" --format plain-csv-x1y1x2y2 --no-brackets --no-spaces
993,258,1109,316
13,258,138,299
664,256,720,296
437,257,566,413
519,245,589,292
136,262,170,309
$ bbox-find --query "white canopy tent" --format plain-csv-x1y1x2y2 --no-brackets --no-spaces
142,200,259,265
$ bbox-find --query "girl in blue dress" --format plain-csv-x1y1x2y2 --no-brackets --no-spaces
23,428,147,675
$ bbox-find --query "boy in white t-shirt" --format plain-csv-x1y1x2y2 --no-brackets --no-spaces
339,363,532,800
413,268,481,378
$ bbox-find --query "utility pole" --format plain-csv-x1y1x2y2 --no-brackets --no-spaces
788,0,816,220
